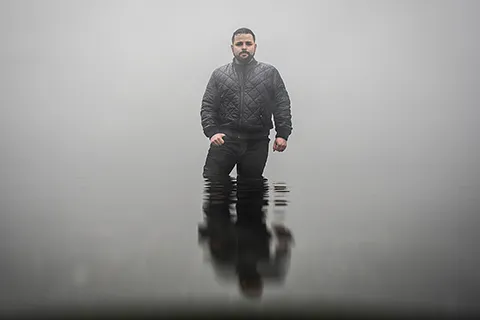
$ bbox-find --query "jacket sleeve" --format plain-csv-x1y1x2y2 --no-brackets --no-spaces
200,71,220,139
271,68,293,140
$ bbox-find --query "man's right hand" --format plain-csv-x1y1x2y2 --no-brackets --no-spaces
210,133,226,146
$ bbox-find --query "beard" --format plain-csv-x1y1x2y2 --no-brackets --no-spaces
236,51,254,63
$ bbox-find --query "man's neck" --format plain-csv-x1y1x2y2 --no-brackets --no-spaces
234,57,256,65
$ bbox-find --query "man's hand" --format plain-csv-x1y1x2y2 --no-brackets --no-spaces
210,133,226,146
273,137,287,152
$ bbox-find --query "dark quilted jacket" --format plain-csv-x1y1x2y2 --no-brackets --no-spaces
201,58,293,140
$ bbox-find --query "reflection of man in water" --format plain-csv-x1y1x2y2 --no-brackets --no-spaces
199,177,293,298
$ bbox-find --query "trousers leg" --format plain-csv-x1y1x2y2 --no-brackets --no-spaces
203,137,240,179
236,138,270,180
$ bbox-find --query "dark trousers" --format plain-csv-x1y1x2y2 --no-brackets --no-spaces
203,136,270,180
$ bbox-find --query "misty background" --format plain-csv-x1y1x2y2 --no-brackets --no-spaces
1,0,479,316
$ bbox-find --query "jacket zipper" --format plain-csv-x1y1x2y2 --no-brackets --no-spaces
239,67,245,133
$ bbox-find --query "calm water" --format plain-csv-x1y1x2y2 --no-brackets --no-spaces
1,161,478,318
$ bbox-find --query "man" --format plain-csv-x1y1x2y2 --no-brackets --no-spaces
201,27,293,180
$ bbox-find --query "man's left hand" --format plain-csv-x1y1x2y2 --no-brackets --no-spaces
273,137,287,152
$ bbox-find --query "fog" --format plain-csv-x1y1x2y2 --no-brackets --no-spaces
1,0,479,317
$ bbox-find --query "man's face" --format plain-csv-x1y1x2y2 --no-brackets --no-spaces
231,33,257,63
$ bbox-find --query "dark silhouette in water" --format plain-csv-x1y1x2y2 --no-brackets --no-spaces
198,176,294,299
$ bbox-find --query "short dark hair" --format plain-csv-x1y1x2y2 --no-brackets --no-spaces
232,27,256,43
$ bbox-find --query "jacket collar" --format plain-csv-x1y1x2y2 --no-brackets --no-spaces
232,56,258,66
